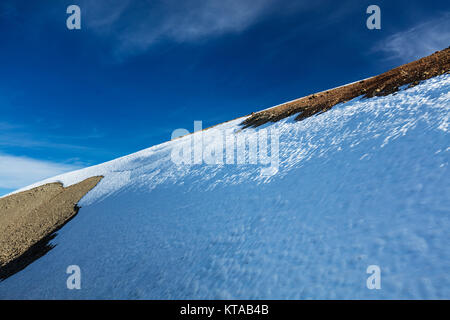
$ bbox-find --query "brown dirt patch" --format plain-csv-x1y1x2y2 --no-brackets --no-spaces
242,47,450,128
0,176,103,280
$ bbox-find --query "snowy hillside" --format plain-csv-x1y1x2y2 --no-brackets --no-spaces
1,74,449,299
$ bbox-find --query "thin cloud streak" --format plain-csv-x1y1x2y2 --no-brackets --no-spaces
80,0,317,59
373,13,450,62
0,120,103,151
0,133,93,151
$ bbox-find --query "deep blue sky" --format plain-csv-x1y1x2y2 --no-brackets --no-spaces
0,0,449,194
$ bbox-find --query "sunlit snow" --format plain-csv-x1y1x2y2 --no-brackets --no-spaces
1,75,449,299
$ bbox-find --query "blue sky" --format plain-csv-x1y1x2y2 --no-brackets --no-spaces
0,0,449,195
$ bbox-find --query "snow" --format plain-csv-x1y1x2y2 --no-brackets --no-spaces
0,74,449,299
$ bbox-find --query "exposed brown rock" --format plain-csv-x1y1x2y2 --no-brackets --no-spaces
242,47,450,128
0,176,103,280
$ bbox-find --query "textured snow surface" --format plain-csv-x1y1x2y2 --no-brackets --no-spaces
1,75,449,299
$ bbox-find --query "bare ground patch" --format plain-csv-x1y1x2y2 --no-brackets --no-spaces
242,47,450,128
0,176,103,280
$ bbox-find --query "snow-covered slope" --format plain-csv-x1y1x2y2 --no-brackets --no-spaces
1,75,449,299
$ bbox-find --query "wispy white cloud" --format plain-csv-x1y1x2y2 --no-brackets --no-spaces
0,154,80,190
373,13,450,62
80,0,317,59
